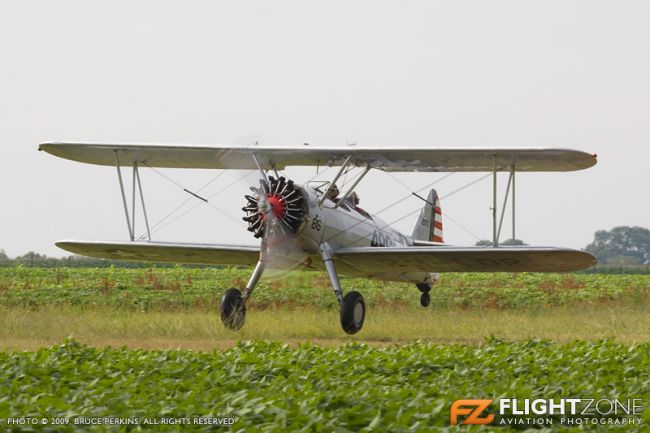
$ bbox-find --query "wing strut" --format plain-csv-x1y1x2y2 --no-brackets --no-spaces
335,164,371,209
113,152,151,241
135,162,152,240
492,162,516,246
114,151,134,241
512,167,516,241
319,155,352,206
492,156,497,245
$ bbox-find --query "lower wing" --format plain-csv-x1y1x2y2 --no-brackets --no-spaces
56,241,596,273
333,246,596,274
56,240,260,266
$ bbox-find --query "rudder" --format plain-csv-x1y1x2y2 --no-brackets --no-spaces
411,189,443,243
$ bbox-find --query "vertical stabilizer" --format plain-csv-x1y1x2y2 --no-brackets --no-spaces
411,189,444,243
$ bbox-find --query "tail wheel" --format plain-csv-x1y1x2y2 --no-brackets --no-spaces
340,291,365,334
220,288,246,330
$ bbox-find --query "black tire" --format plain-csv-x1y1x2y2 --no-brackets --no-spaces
420,291,431,307
340,291,365,335
220,288,246,330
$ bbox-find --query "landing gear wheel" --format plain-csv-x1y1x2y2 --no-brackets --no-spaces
340,291,365,335
220,288,246,330
420,292,431,307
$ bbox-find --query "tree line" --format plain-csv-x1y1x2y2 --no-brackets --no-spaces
475,226,650,272
0,250,184,268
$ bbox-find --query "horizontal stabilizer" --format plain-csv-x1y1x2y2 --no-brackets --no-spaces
56,240,260,266
39,142,596,172
333,246,596,273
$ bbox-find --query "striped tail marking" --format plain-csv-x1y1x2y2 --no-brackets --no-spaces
431,197,443,243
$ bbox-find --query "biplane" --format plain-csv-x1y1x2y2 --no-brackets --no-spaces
39,143,597,334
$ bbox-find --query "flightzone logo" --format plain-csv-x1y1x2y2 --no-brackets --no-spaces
450,398,644,427
450,400,495,425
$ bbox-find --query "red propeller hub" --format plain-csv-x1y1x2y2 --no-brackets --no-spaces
266,194,286,219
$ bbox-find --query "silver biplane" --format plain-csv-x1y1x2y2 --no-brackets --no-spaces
39,143,597,334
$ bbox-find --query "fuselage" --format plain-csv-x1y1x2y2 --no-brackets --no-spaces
264,184,433,285
297,185,413,253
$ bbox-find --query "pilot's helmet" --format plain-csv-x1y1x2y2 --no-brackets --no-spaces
349,191,360,205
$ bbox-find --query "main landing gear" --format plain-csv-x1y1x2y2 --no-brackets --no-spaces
220,260,265,330
417,283,431,307
340,291,366,334
321,244,366,334
220,245,367,335
220,288,246,330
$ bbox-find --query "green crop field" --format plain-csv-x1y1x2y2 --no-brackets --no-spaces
0,267,648,348
1,267,649,311
0,339,648,432
1,267,649,348
1,267,649,431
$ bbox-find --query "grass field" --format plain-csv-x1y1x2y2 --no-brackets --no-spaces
1,267,649,348
0,304,649,351
1,267,649,431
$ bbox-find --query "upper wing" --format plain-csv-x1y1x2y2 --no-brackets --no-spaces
56,240,260,266
333,246,596,273
39,142,596,172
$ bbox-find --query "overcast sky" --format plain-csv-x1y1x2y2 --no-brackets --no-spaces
1,1,648,257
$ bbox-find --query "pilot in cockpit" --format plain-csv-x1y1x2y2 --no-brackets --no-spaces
346,191,360,206
326,183,340,202
346,191,371,218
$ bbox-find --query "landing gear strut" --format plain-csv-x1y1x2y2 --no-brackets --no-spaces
321,244,366,334
220,259,265,330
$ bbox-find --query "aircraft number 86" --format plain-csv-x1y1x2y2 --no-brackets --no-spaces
311,215,322,231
